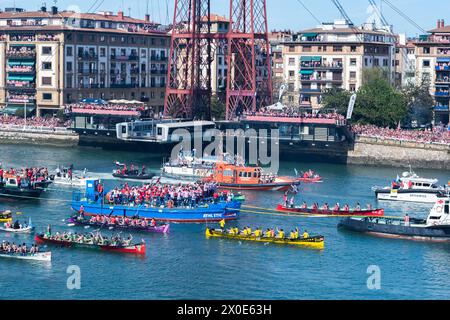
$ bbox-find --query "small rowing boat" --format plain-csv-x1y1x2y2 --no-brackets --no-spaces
0,251,51,262
205,228,324,250
0,225,34,234
113,162,155,180
35,233,146,255
276,204,384,217
67,215,170,234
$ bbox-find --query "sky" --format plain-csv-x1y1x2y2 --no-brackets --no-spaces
3,0,450,37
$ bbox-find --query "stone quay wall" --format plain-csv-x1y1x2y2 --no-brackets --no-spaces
0,126,79,147
348,136,450,170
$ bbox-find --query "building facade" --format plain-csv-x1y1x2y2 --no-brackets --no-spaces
0,6,170,116
414,19,450,124
281,19,396,109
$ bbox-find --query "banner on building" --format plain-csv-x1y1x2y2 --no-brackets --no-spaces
346,94,357,120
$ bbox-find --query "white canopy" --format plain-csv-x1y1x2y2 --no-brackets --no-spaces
266,102,286,111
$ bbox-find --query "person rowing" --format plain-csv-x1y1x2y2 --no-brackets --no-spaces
264,228,272,238
322,203,329,210
333,203,340,211
276,228,285,239
253,228,262,237
312,202,318,211
303,230,309,239
301,201,308,209
343,204,349,212
355,203,361,211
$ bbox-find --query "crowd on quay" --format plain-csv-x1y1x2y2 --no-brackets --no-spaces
103,181,235,207
242,107,346,121
64,103,151,114
0,166,50,186
1,240,40,254
0,115,70,128
352,124,450,145
42,229,134,246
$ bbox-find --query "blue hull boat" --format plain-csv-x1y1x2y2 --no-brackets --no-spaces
71,180,241,223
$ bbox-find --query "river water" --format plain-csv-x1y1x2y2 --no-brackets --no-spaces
0,143,449,300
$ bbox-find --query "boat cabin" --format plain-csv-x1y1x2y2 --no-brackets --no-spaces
426,198,450,225
1,174,27,188
398,171,439,190
212,163,263,184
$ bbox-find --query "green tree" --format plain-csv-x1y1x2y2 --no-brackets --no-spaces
322,88,352,115
353,71,408,127
210,95,226,120
402,76,433,127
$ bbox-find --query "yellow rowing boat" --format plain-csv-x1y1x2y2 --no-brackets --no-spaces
205,228,324,250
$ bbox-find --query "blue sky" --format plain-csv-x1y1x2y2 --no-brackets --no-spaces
4,0,450,36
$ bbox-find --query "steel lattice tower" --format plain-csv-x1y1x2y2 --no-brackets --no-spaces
164,0,213,119
225,0,272,120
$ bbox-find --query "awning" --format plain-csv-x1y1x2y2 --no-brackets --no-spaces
10,44,35,47
437,58,450,62
7,75,35,81
311,56,322,62
302,33,318,37
8,61,35,66
419,34,429,41
301,56,312,62
300,69,314,75
1,105,36,116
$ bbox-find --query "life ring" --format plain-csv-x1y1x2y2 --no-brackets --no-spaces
167,200,174,208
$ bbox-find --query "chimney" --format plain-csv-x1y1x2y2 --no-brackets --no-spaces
145,14,150,22
41,5,47,12
442,19,445,28
118,11,124,20
51,6,57,15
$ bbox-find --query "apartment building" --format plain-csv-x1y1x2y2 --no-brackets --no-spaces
281,19,396,108
0,6,170,116
414,19,450,124
269,30,293,100
394,34,416,88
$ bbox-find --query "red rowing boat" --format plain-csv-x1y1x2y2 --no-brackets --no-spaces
34,234,146,255
276,204,384,217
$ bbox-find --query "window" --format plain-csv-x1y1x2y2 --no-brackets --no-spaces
350,46,357,53
303,45,312,52
42,77,52,86
289,70,295,78
333,46,343,52
42,62,52,70
423,47,430,54
288,58,295,66
42,93,52,100
100,48,106,57
288,46,295,53
350,58,357,66
350,71,356,79
66,47,73,56
373,58,379,66
66,62,73,72
423,60,431,68
42,46,52,55
349,84,356,92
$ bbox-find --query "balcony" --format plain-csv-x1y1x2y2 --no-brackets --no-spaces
6,97,36,104
300,88,322,94
301,77,342,83
150,56,168,62
79,84,100,89
78,53,98,61
434,91,450,97
110,55,139,61
78,69,98,75
433,105,449,111
6,51,36,59
435,78,450,84
110,83,139,88
435,65,450,71
301,63,343,71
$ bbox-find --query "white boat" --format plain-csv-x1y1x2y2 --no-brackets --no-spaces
161,152,237,180
0,251,51,262
0,225,33,233
374,169,448,203
51,167,99,188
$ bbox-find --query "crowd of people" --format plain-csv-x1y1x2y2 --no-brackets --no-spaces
243,107,346,121
6,66,34,73
1,240,40,254
42,230,134,247
9,35,35,42
6,93,35,102
3,219,31,230
75,212,159,229
0,166,50,187
6,47,35,57
352,124,450,145
0,115,70,128
36,34,59,41
6,80,34,88
104,180,235,208
64,103,151,114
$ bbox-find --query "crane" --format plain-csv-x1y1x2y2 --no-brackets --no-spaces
368,0,390,29
331,0,354,25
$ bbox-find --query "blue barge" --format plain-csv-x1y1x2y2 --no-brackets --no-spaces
71,180,241,223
